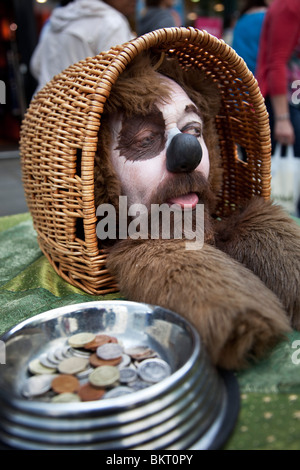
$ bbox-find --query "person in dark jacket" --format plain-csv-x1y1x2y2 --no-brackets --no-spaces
136,0,180,36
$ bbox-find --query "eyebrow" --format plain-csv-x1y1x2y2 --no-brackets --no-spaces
185,104,201,117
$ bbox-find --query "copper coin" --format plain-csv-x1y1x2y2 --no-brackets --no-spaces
125,346,157,361
78,382,106,402
89,353,122,368
84,334,118,351
51,374,80,394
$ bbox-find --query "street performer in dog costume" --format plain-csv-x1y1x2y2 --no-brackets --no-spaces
94,52,300,370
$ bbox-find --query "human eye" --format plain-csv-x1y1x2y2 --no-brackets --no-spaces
116,111,166,161
181,122,202,138
135,130,158,149
117,127,165,161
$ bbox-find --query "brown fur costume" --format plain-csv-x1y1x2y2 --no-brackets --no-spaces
95,54,300,370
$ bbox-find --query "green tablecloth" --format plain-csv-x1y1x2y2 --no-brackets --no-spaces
1,213,300,450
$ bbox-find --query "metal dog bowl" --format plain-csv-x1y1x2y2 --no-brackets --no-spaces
0,301,239,450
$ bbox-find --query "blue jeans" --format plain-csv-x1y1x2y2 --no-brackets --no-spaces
265,96,300,156
265,97,300,216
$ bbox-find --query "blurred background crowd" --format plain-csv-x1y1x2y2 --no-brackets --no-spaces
0,0,257,152
0,0,299,215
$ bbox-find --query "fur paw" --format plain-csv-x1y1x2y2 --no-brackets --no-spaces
107,238,291,370
215,198,300,329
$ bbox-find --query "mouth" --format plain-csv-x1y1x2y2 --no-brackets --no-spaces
166,192,199,209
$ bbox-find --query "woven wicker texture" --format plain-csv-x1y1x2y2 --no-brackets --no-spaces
20,27,271,295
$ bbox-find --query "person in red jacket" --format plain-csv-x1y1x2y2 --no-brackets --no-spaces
256,0,300,155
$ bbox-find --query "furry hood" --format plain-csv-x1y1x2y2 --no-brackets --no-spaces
94,53,223,216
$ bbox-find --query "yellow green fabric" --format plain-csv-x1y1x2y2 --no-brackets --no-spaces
0,215,122,335
0,213,300,450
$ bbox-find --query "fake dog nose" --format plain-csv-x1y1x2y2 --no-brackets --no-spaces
166,133,203,173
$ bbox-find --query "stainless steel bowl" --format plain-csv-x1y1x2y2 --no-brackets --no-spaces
0,301,239,450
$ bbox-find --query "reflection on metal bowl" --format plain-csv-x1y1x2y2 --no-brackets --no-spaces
0,301,239,450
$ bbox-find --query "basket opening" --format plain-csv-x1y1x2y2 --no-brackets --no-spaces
76,148,82,178
76,217,85,241
236,144,247,163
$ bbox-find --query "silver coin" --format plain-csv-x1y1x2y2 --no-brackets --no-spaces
54,345,72,361
70,347,91,358
63,344,73,355
96,343,123,360
104,386,134,399
47,349,62,366
39,353,58,370
117,354,131,369
22,374,57,398
137,358,171,383
54,346,67,362
119,367,138,384
130,379,150,391
76,366,94,380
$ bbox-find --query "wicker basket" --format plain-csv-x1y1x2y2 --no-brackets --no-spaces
20,27,271,295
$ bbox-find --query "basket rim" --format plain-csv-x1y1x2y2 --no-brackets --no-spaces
82,25,271,236
20,26,271,295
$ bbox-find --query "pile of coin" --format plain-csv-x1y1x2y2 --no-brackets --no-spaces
22,332,172,403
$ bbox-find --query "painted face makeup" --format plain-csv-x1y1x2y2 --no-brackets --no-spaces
109,76,210,208
116,109,166,162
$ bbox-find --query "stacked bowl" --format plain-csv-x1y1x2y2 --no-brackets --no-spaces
0,301,239,450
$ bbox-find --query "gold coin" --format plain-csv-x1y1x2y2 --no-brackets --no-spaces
89,366,120,388
58,356,89,375
51,393,81,403
68,332,96,348
28,358,56,375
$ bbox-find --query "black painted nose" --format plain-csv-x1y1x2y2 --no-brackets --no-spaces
166,133,203,173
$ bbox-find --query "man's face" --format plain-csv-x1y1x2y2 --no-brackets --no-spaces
109,77,210,209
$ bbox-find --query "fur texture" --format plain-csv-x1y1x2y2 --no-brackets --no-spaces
95,54,223,210
106,238,290,369
215,197,300,328
95,54,300,370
